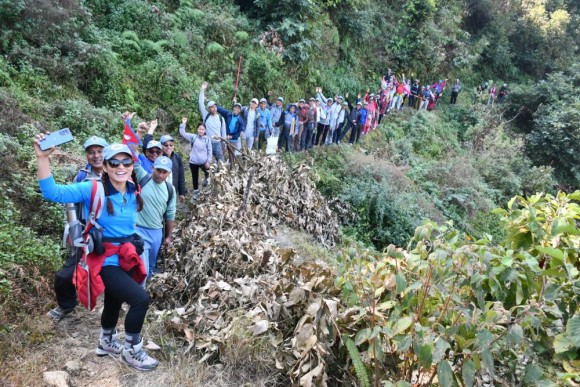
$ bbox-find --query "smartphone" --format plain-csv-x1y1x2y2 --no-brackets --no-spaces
40,128,74,150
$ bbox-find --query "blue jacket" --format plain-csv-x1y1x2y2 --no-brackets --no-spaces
254,107,273,137
358,108,368,126
216,105,246,141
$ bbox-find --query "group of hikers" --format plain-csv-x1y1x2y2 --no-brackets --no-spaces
35,72,507,372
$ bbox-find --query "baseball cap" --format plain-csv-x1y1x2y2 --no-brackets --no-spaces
277,97,284,103
259,98,267,103
250,98,259,104
309,97,315,101
299,98,306,103
146,140,162,150
337,95,344,100
342,101,348,106
160,135,174,145
233,102,242,108
356,101,362,105
103,143,132,160
153,156,173,172
207,101,216,107
83,136,108,150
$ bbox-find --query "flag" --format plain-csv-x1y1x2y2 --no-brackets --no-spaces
122,117,141,161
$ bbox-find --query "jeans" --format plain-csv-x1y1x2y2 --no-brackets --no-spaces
301,122,315,150
211,142,224,163
278,126,291,152
244,131,255,151
100,266,150,334
136,226,163,278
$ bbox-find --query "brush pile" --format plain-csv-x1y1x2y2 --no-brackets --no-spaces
150,151,348,385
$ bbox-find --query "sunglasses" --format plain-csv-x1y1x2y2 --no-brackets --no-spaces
107,158,134,168
147,149,162,155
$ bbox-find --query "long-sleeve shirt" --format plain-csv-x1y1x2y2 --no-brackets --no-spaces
135,165,176,230
179,123,212,165
199,90,226,143
39,175,138,267
317,92,341,122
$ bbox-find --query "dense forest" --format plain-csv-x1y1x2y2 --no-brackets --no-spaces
0,0,578,386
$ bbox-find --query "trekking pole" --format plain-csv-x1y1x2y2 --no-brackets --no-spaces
233,56,243,101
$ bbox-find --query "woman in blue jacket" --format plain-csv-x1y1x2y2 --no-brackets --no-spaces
34,136,158,372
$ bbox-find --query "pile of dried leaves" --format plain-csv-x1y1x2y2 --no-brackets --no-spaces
150,151,347,385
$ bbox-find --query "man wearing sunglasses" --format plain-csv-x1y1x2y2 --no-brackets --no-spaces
134,156,177,279
48,136,109,322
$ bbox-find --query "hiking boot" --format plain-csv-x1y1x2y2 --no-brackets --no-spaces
47,306,75,322
192,190,200,200
202,177,209,187
96,331,123,357
122,340,159,371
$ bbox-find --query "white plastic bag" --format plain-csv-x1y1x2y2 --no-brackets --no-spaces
266,136,278,155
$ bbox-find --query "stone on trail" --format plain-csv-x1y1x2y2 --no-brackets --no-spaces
43,370,70,387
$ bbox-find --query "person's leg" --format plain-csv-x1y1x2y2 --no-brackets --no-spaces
212,142,224,163
100,266,157,370
339,121,351,143
136,226,153,278
315,123,323,145
190,163,200,191
53,250,80,311
246,134,254,151
355,124,362,143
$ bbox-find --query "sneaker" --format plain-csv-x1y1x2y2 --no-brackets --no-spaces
193,190,200,200
47,306,74,322
96,331,123,357
122,340,159,371
202,178,209,187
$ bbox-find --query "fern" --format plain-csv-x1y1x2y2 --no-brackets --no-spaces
122,39,141,51
345,336,370,387
206,42,224,55
235,31,249,41
121,30,139,42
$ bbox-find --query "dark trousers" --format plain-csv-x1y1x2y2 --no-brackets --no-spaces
300,122,314,150
338,121,351,143
333,122,345,143
450,92,458,104
349,123,361,144
189,163,209,191
100,266,149,334
257,130,267,150
315,123,328,146
409,95,416,107
321,124,331,145
278,126,291,152
54,249,81,310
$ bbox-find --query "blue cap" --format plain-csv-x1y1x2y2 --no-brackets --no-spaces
160,135,174,145
83,136,108,150
153,156,172,172
146,140,162,150
103,143,132,160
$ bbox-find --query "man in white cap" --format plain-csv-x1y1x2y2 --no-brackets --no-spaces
135,156,176,279
241,98,259,150
269,96,284,137
199,81,226,164
255,98,273,151
48,135,109,321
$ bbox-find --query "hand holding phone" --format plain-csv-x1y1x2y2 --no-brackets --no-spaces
39,128,74,151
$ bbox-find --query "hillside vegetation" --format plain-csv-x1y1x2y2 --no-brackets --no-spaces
0,0,578,385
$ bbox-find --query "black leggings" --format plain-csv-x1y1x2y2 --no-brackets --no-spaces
189,163,209,191
100,266,149,334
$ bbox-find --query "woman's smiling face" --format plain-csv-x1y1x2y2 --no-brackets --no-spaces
104,153,134,185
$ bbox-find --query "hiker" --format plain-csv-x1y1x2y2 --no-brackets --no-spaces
363,92,377,134
47,136,109,322
348,100,364,144
135,156,176,279
199,81,226,165
301,98,318,150
378,93,389,124
313,97,326,146
315,97,332,146
487,84,497,105
35,138,158,371
160,135,187,203
450,79,461,104
269,97,284,137
240,98,259,151
420,86,431,110
498,84,508,103
409,80,419,108
335,101,350,143
216,102,246,160
277,104,298,152
296,99,308,151
179,117,212,200
255,98,273,151
134,118,160,173
316,88,343,145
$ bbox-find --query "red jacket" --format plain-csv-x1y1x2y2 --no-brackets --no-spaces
74,243,147,310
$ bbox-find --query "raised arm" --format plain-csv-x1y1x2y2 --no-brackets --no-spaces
198,82,209,120
179,117,194,142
